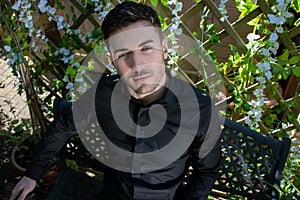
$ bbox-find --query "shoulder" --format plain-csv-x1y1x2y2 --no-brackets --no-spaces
171,77,211,104
96,72,120,91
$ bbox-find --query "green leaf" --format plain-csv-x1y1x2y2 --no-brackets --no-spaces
11,119,19,125
264,114,277,126
4,36,12,45
294,18,300,26
289,55,300,65
278,49,289,61
292,66,300,77
283,68,291,80
288,112,297,122
66,66,74,75
291,99,300,109
291,0,300,12
151,0,158,7
159,0,168,7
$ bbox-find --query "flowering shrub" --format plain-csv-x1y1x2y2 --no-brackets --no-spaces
0,0,299,198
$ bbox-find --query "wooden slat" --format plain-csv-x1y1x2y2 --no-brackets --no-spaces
70,0,100,28
180,2,205,22
202,0,248,53
203,7,262,49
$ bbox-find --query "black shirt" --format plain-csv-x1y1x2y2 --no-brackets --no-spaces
25,70,221,200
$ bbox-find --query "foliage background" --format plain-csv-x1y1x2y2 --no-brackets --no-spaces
0,0,299,199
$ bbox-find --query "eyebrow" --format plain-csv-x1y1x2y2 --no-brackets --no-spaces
113,39,154,54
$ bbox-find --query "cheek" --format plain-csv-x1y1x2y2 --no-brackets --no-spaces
116,65,130,76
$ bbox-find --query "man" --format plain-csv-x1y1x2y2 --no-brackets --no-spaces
10,2,221,200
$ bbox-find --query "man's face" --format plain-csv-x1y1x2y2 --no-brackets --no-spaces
108,21,168,99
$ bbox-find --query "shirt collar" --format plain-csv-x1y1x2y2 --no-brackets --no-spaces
117,68,178,106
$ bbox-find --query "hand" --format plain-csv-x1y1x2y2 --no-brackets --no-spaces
9,176,36,200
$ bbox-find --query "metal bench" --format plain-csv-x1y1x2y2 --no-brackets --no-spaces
212,119,291,199
47,100,291,199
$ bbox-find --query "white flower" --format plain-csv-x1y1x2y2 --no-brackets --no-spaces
57,22,64,30
167,0,177,6
256,76,265,82
100,10,109,18
67,29,73,34
38,0,48,13
58,16,64,22
4,45,11,52
61,57,69,63
265,71,273,79
78,86,87,94
281,122,288,128
260,48,270,57
249,100,257,107
220,16,228,22
167,59,176,65
170,68,178,77
277,16,286,24
169,24,177,32
75,77,84,83
94,4,103,12
174,27,182,35
63,76,69,82
253,88,264,96
256,62,270,70
12,0,22,10
68,54,74,61
72,62,80,67
276,3,285,12
65,82,73,89
268,14,286,24
48,7,56,15
175,2,183,12
270,32,278,41
273,41,279,49
268,57,278,62
7,59,15,65
63,49,70,56
253,109,262,121
244,116,252,125
269,47,277,55
264,62,271,70
283,11,293,18
276,26,284,33
276,0,284,4
247,33,260,42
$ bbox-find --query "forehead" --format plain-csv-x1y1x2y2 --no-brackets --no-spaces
107,24,162,51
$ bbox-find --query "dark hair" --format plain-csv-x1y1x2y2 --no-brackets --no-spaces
101,2,161,40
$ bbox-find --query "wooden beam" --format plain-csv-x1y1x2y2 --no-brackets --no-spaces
202,0,248,53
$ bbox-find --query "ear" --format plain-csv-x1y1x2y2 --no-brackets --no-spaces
162,37,169,59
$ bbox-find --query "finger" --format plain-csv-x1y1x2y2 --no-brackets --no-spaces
9,187,22,200
18,190,29,200
25,192,35,200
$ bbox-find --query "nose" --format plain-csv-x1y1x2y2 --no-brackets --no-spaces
128,50,144,69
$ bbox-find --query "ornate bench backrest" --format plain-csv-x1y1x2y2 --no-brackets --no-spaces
214,119,291,199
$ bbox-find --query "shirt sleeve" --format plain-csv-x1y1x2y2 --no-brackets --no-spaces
182,99,222,200
25,80,100,181
25,105,77,181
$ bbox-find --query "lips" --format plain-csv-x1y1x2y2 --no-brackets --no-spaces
132,72,152,84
